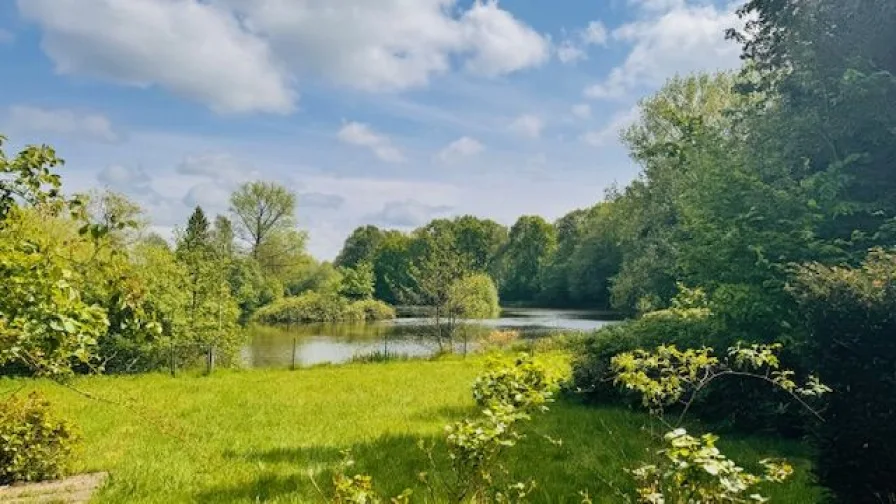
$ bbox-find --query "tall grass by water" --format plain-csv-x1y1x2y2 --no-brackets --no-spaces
0,355,823,503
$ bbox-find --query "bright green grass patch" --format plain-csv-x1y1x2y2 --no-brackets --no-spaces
0,356,823,503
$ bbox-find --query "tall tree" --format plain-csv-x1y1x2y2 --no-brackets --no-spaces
229,181,297,258
451,215,508,274
211,214,235,260
499,216,557,302
334,225,385,269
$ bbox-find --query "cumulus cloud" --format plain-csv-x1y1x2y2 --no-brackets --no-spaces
584,3,740,100
5,106,119,142
300,192,346,210
366,199,453,228
17,0,550,113
509,114,543,139
17,0,295,115
337,122,405,163
437,136,484,163
459,1,550,77
557,20,608,65
182,182,233,209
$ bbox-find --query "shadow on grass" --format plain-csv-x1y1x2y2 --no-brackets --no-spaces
409,404,477,422
197,402,824,503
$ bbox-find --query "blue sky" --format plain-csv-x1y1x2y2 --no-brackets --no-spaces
0,0,743,259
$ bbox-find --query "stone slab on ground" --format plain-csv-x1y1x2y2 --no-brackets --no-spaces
0,472,108,504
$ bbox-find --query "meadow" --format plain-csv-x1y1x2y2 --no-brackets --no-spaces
1,355,824,503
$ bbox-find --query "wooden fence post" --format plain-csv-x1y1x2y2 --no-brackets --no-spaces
291,337,297,371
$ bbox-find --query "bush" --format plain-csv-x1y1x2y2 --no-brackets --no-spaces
447,273,500,319
570,306,718,404
253,292,395,325
0,392,78,484
789,248,896,503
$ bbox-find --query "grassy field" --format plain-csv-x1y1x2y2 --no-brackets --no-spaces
1,355,824,503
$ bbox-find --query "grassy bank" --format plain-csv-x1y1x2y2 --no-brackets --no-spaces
1,356,823,503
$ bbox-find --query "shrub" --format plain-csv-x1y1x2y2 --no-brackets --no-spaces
0,392,79,484
447,274,500,320
347,299,396,322
789,248,896,502
570,305,718,404
253,292,395,325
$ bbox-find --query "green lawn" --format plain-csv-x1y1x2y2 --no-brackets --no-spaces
1,356,824,503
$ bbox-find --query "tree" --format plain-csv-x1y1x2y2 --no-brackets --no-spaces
372,231,414,304
339,262,375,301
175,207,240,361
405,222,469,350
0,136,108,377
211,214,235,260
334,225,385,269
499,216,557,303
229,181,297,258
451,215,508,274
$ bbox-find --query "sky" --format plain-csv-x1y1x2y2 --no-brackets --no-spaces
0,0,744,259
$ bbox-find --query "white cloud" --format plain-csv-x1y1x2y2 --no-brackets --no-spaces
509,114,543,139
584,3,740,100
582,21,609,45
571,103,592,119
5,106,119,142
337,122,405,163
17,0,295,114
21,0,549,111
557,42,587,64
557,20,608,65
437,136,484,163
459,1,551,77
580,106,640,147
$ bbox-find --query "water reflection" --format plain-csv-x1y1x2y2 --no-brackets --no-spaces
242,308,614,368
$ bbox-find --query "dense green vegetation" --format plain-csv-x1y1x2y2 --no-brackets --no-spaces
0,356,821,503
1,0,894,501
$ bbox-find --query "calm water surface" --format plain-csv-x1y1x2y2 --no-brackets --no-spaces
241,308,614,368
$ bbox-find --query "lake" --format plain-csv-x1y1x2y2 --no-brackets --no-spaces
241,308,615,368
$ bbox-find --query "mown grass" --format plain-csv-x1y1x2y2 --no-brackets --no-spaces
0,355,824,503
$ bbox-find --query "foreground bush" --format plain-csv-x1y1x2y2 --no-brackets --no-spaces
790,248,896,503
253,292,395,325
0,392,78,484
571,295,809,434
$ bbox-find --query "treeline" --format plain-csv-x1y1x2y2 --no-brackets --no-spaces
333,210,619,310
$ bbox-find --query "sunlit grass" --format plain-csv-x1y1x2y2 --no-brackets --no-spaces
0,355,823,503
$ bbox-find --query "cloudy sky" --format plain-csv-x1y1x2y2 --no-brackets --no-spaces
0,0,743,259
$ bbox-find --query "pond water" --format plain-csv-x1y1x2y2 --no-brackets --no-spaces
241,308,615,369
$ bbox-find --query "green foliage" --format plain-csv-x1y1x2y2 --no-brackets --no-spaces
499,216,557,303
448,274,500,320
252,292,395,325
340,262,376,301
611,343,827,503
335,226,386,270
630,429,793,504
789,248,896,502
0,392,78,484
0,137,110,377
229,180,297,258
